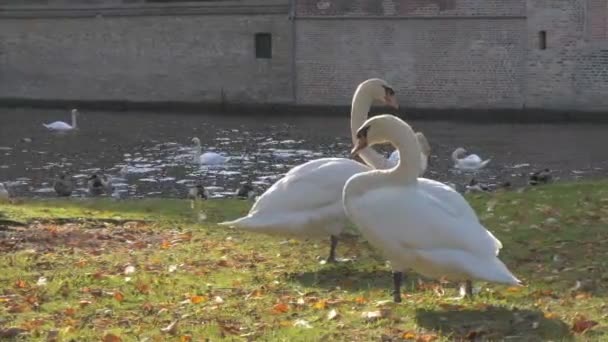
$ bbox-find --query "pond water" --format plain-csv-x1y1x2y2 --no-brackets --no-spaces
0,108,606,199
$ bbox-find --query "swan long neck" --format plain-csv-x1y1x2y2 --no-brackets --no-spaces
71,112,77,128
350,87,391,169
383,122,421,183
451,148,463,162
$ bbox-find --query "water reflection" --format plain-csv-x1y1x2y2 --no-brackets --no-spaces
0,108,606,198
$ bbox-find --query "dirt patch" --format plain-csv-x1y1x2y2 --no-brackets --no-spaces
0,220,183,254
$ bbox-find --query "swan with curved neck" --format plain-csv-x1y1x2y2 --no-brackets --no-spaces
451,147,490,171
43,109,79,131
344,114,520,302
191,137,228,165
219,78,399,262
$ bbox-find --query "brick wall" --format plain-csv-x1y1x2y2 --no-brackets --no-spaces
525,0,608,111
294,0,527,109
0,5,293,104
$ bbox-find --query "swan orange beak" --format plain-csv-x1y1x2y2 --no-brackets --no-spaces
384,94,399,109
350,137,368,158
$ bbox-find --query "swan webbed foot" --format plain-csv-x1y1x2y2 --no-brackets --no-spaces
326,235,339,263
392,272,404,303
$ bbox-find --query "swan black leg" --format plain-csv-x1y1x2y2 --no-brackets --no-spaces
326,235,338,263
463,280,474,299
392,272,403,303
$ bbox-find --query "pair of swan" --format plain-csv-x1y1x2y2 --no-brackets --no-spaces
345,114,520,301
43,109,79,132
220,78,428,262
191,138,228,165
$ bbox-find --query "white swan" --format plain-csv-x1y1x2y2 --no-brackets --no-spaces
191,137,228,165
43,109,79,131
219,78,403,262
344,114,520,302
388,132,431,175
452,147,490,171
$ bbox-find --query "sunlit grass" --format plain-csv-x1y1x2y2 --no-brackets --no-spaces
0,180,607,340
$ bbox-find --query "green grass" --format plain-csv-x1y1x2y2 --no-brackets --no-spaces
1,181,607,341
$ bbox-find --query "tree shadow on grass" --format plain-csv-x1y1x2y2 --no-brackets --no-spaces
415,306,573,341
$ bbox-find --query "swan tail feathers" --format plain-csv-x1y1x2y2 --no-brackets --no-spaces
480,159,491,168
479,258,521,285
218,216,254,228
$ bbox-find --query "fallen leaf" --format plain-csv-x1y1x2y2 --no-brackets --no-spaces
161,320,179,335
124,265,136,275
136,282,150,294
506,286,522,293
79,300,92,307
14,279,27,289
293,319,312,329
354,296,367,304
544,312,559,319
36,277,48,286
180,335,192,342
313,299,327,310
102,333,122,342
190,295,207,304
402,331,417,339
361,310,389,322
64,307,76,317
113,292,124,302
161,240,171,249
272,303,289,314
327,308,339,321
417,334,439,342
572,316,598,333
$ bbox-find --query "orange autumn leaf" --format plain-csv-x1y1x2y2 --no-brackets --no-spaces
161,240,171,249
14,280,27,289
313,300,327,310
113,292,124,302
180,335,192,342
402,330,417,339
190,295,207,304
572,316,598,333
103,333,122,342
354,297,367,304
574,292,592,300
506,286,522,293
136,282,150,294
544,312,559,319
272,303,289,314
75,259,87,268
64,307,76,317
417,334,439,342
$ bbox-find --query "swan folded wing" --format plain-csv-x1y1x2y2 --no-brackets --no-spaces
464,154,483,164
348,186,501,258
250,158,369,215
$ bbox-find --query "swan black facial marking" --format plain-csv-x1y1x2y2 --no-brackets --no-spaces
382,85,395,96
356,125,370,139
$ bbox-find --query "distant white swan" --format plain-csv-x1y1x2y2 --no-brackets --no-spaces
452,147,491,171
191,137,228,165
344,114,520,302
43,109,79,131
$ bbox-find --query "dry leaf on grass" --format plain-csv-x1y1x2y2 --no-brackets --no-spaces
102,333,122,342
572,316,598,333
327,309,339,321
272,303,289,314
361,309,390,322
161,320,179,335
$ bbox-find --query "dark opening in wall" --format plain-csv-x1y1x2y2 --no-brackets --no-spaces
255,33,272,59
539,31,547,50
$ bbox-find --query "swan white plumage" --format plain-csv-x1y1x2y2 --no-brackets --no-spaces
452,147,491,171
388,132,431,175
343,114,520,302
219,78,403,262
43,109,79,131
191,137,229,165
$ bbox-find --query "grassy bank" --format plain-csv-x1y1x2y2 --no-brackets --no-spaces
1,181,607,341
